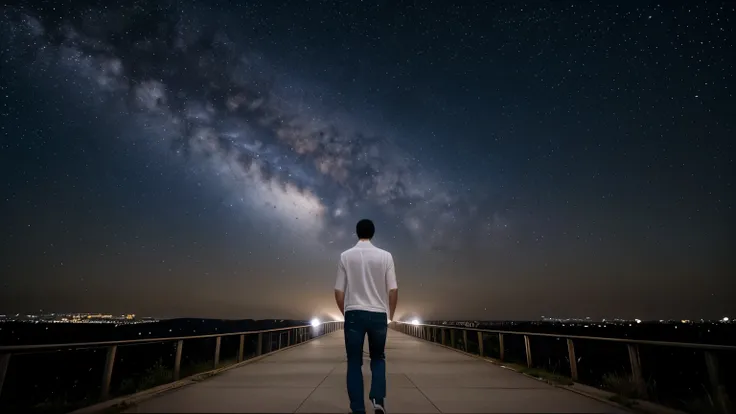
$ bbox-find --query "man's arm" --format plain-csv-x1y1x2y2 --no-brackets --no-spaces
334,290,345,317
387,254,398,322
334,256,347,316
388,289,398,322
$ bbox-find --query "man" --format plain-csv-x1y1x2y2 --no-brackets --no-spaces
334,219,398,414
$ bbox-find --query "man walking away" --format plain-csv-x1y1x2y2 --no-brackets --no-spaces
334,219,399,414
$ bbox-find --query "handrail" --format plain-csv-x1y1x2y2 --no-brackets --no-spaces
0,320,343,354
393,321,736,351
393,321,733,414
0,320,344,404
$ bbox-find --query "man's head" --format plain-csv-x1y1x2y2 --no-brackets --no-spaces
356,219,375,240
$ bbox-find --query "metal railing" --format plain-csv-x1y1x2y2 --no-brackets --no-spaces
393,321,734,414
0,320,343,403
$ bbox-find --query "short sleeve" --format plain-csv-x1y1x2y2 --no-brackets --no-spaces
335,256,347,291
386,253,398,290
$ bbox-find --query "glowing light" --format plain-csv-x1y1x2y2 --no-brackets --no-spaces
410,319,420,325
311,318,321,327
635,319,642,324
722,317,729,322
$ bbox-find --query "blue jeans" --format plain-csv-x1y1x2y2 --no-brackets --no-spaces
344,310,388,413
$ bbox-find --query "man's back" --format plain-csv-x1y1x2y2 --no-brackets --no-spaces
335,240,397,316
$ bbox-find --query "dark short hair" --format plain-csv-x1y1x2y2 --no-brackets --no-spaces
356,219,375,239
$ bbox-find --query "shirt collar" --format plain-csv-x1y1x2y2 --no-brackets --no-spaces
355,240,374,247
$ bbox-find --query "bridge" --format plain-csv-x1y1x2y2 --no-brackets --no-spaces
0,320,733,413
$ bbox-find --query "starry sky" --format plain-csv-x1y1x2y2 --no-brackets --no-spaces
0,1,733,321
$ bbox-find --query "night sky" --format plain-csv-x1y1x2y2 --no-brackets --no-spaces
1,1,733,321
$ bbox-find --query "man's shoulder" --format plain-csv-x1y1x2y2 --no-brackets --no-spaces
369,245,393,260
374,246,392,256
339,248,357,259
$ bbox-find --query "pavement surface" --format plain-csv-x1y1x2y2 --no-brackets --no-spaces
124,329,630,413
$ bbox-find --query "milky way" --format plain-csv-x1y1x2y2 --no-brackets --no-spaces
1,3,485,252
1,1,733,320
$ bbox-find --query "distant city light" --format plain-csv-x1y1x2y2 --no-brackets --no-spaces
310,318,321,327
410,319,420,325
723,317,729,322
635,319,642,324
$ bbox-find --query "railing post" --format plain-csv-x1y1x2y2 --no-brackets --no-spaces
256,333,263,356
477,331,484,356
524,335,532,368
499,333,505,361
0,353,10,399
174,340,183,380
451,329,456,348
441,329,446,346
214,336,221,368
238,335,245,362
278,332,282,349
100,345,117,400
627,344,646,398
463,330,468,352
704,351,730,414
567,339,578,381
287,329,291,346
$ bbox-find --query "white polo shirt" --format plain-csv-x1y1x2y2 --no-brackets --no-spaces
334,240,398,315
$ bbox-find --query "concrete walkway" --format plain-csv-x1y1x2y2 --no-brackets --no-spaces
124,329,629,413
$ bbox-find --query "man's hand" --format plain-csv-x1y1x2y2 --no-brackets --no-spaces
334,289,345,316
